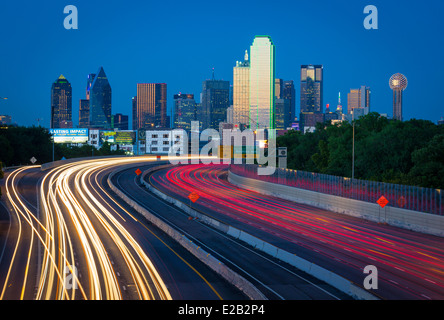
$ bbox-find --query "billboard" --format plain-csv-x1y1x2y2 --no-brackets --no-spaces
100,131,116,143
100,131,136,145
50,128,89,144
115,131,136,144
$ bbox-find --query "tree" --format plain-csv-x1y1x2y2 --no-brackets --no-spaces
408,134,444,189
277,113,444,189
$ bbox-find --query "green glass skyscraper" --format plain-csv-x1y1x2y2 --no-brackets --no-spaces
249,36,276,130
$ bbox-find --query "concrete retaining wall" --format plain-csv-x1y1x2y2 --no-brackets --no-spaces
141,166,378,300
108,165,266,300
228,171,444,238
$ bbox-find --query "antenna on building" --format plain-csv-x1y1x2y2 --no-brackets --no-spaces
212,67,215,80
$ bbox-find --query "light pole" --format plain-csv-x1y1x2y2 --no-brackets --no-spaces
352,110,355,181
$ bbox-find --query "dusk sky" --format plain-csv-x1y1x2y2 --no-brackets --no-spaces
0,0,443,128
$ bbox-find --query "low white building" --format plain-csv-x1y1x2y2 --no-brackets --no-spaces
145,129,186,155
88,129,100,149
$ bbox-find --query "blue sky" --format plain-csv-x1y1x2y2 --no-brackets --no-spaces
0,0,443,127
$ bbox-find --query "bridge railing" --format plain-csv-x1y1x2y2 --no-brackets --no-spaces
229,164,443,216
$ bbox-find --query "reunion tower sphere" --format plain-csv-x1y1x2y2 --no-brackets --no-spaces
389,73,408,121
389,73,408,91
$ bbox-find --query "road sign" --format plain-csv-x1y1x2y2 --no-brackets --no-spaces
188,192,200,203
377,196,389,208
135,169,142,176
397,196,406,208
30,157,37,164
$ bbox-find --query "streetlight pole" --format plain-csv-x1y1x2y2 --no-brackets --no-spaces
352,110,355,181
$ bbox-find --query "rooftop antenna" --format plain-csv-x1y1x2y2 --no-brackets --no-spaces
212,67,215,80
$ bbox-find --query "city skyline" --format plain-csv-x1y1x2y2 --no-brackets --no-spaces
1,0,444,305
1,1,444,127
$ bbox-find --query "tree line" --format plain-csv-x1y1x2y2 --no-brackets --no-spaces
0,126,125,168
277,112,444,189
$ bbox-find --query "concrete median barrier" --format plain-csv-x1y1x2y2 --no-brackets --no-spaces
107,164,266,300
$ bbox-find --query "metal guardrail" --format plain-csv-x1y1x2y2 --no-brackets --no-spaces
230,164,443,216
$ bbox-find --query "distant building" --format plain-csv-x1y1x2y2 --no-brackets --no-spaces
79,99,89,128
336,92,343,115
201,79,230,130
144,129,185,155
135,83,167,130
282,80,296,123
275,78,283,99
88,129,100,149
274,98,291,129
438,118,444,125
132,96,137,130
300,65,323,113
173,93,197,131
113,113,129,130
389,73,408,121
89,67,112,129
0,115,12,125
299,112,325,133
59,120,73,128
233,50,250,127
249,36,276,130
300,65,323,132
347,86,370,116
324,111,339,123
51,75,72,129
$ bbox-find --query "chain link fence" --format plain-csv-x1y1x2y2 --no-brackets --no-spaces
229,164,443,216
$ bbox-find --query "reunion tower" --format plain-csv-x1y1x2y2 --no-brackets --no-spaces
389,73,408,121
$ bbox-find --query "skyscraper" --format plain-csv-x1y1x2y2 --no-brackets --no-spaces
233,50,250,126
275,78,283,99
51,75,72,129
135,83,168,130
249,36,276,130
282,80,296,123
79,99,89,127
78,73,95,128
86,73,96,100
347,86,370,116
300,65,323,113
132,96,137,130
174,93,197,131
89,67,112,129
389,73,408,121
274,98,291,129
113,113,129,130
201,79,230,130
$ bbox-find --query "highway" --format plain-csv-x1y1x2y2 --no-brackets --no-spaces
0,158,247,300
148,164,444,300
112,164,349,300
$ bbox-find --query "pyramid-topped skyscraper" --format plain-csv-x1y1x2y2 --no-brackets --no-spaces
89,67,112,129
